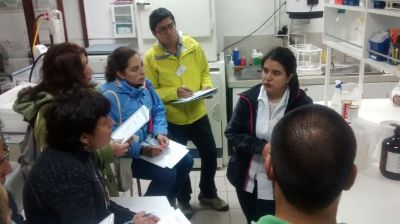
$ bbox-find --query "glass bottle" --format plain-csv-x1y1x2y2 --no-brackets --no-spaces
380,126,400,180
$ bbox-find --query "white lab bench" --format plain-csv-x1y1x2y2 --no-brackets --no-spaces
338,163,400,224
324,98,400,224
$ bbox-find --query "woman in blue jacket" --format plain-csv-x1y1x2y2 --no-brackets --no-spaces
99,47,193,205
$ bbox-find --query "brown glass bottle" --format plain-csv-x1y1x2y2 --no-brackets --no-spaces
380,126,400,180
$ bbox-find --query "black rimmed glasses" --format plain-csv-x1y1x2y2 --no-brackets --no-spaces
156,22,176,35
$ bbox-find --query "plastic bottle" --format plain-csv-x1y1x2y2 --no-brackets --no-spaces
251,49,258,65
227,58,234,77
350,86,362,107
391,80,400,106
350,16,364,46
380,126,400,180
232,48,240,66
331,80,342,114
240,56,247,67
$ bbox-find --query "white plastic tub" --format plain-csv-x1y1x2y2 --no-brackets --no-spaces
0,82,35,133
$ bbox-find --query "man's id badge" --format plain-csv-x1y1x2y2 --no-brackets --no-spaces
176,65,186,77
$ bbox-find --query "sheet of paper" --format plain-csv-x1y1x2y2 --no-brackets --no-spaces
172,87,217,104
111,196,174,220
139,140,189,168
158,209,191,224
98,213,114,224
111,105,149,143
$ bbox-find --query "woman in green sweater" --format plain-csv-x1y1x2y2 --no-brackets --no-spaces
13,42,129,196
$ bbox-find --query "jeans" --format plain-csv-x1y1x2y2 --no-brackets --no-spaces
168,115,218,203
131,153,193,203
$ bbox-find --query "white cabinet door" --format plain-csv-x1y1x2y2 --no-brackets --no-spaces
134,0,211,39
111,4,136,38
84,0,114,39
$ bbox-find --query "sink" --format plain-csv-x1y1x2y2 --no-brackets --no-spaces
234,65,262,80
322,64,384,76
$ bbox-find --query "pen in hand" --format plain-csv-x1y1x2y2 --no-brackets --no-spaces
177,86,193,98
128,211,159,224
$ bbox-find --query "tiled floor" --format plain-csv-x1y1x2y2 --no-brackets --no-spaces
125,167,247,224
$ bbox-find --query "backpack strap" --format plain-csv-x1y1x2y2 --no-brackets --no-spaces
144,82,153,134
103,90,122,125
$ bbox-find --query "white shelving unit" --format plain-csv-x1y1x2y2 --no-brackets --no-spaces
323,0,400,101
111,3,136,38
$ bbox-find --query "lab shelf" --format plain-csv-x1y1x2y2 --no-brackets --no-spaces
323,40,363,60
367,8,400,18
323,0,400,101
325,3,366,12
365,58,400,77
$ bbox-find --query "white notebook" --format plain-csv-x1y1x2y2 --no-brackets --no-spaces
111,105,149,143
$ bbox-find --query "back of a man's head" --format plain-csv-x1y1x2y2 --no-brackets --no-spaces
271,104,356,213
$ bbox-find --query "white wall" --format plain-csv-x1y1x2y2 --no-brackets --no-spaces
215,0,323,51
65,0,323,55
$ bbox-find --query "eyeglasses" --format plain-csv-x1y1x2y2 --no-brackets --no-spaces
156,23,176,35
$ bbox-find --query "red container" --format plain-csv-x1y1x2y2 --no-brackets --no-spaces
335,0,344,4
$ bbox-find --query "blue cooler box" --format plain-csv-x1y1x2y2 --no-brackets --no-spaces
369,31,390,61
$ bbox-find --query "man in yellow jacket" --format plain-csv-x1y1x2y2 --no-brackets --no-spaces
144,7,229,218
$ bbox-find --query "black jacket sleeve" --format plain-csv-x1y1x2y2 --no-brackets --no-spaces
225,97,267,155
110,200,135,224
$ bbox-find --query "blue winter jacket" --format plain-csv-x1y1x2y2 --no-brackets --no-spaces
99,79,168,158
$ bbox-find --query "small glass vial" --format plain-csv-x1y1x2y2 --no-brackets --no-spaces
380,126,400,180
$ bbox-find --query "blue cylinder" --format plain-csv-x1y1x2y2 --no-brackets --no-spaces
232,48,240,66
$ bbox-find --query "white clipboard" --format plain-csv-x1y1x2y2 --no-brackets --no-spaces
171,87,217,104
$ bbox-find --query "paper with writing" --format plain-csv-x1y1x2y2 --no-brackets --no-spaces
139,140,189,168
158,209,191,224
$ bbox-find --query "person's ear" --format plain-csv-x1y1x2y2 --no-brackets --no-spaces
264,151,275,181
343,165,357,190
116,71,125,80
80,133,90,145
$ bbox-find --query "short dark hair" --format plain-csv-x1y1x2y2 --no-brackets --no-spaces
105,46,138,82
261,47,299,90
24,42,88,100
45,86,110,152
149,7,175,33
271,104,356,212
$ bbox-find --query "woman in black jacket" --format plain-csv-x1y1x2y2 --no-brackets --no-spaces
225,47,313,224
23,87,159,224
